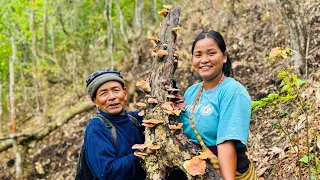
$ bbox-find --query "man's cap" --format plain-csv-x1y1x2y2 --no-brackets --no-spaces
86,69,124,99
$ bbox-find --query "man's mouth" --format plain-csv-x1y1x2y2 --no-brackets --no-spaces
109,103,120,108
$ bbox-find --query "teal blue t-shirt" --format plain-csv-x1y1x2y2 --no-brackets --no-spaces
179,77,251,148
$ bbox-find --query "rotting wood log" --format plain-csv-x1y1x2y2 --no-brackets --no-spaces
140,7,221,180
0,101,94,152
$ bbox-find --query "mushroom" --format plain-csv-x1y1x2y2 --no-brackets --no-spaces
183,157,206,176
158,9,169,17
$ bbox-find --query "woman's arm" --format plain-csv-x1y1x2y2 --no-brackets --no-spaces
217,140,237,180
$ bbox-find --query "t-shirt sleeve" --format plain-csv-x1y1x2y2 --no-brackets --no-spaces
216,90,251,146
84,119,139,180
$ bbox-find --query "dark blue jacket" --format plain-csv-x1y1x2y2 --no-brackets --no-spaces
84,109,145,180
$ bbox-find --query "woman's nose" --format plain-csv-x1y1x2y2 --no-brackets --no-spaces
200,54,209,63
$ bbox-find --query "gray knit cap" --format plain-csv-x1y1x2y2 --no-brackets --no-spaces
86,69,125,99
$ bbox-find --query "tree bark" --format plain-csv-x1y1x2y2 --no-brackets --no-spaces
142,8,220,180
116,2,128,43
278,0,306,75
41,0,48,59
104,0,114,69
0,101,94,152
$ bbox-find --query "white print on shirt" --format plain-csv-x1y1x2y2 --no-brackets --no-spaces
185,104,214,116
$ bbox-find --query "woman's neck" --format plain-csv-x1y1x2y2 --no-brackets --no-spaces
202,73,225,90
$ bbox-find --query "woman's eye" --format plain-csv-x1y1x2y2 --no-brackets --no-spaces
194,54,201,58
209,51,216,55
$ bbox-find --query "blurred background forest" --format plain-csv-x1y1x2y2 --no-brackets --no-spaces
0,0,319,179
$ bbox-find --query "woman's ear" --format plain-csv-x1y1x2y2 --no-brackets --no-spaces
223,51,228,63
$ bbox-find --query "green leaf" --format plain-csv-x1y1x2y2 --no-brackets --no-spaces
279,95,296,103
281,85,290,93
299,155,310,163
267,93,279,100
297,79,306,87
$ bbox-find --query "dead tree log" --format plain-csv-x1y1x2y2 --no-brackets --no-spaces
140,7,221,180
0,101,94,152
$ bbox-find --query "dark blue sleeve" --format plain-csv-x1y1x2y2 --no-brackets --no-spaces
84,119,140,180
128,110,143,124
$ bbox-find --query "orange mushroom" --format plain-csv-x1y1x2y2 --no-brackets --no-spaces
142,119,164,124
136,102,147,108
136,79,151,93
147,144,161,150
147,35,159,42
134,151,148,157
152,48,158,56
157,50,168,58
161,102,175,111
141,123,156,128
172,27,182,33
183,157,206,176
147,98,159,104
158,9,169,17
132,144,147,150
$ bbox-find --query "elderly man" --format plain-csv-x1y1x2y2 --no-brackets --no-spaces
84,69,145,180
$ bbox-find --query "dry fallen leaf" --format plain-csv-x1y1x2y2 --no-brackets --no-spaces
183,156,206,176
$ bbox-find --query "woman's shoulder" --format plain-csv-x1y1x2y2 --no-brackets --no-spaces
220,78,250,98
184,82,202,97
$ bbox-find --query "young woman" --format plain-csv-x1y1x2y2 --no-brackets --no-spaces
179,30,257,180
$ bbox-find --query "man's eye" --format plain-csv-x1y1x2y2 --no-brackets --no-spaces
113,89,120,93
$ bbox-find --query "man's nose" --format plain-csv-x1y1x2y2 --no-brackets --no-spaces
108,92,117,101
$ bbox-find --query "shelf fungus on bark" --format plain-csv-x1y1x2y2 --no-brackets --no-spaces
183,156,206,176
172,27,182,33
158,9,169,17
142,119,164,128
168,123,183,134
136,102,147,108
147,35,160,42
136,79,151,93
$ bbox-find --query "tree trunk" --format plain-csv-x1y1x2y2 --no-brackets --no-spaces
41,0,48,59
9,32,23,179
142,8,220,180
104,0,114,69
0,101,94,152
278,0,306,75
116,2,128,43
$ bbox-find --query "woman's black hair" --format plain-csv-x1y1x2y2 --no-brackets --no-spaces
191,30,232,77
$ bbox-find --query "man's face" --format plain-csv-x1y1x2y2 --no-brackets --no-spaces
93,81,127,115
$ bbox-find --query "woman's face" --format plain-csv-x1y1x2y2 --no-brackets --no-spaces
192,37,226,82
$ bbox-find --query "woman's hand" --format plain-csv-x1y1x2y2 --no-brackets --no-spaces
217,140,237,180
